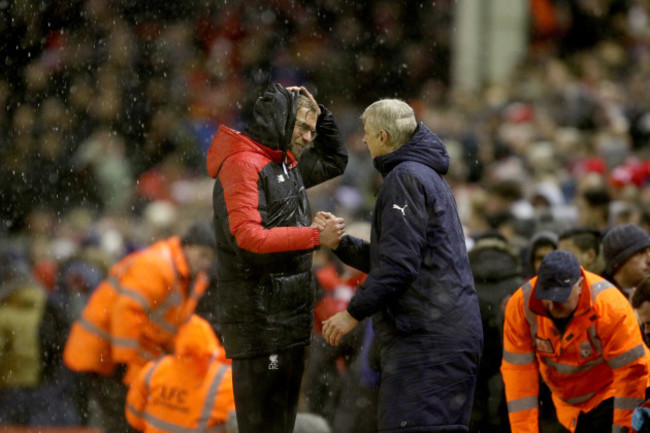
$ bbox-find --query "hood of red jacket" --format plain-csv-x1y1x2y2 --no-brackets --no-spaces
206,125,298,178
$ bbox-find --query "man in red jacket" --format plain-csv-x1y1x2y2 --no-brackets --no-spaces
207,83,346,433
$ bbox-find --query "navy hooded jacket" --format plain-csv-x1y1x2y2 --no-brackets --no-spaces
335,122,482,352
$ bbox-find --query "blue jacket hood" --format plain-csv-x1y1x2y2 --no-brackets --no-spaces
373,122,450,178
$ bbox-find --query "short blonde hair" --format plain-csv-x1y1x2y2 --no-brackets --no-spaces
361,99,417,148
297,93,318,114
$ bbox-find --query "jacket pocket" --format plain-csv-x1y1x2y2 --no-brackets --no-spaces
263,271,314,318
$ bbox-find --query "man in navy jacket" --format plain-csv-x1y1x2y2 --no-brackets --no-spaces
323,99,482,432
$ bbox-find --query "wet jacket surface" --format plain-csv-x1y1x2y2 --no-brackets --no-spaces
207,84,347,358
63,237,209,384
501,269,649,433
334,123,483,431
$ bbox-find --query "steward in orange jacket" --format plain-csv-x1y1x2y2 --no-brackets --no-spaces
126,315,235,433
502,250,649,433
63,222,216,433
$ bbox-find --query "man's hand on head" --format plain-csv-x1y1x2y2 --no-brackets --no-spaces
286,85,321,116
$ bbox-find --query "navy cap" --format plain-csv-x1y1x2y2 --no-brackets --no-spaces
534,250,582,303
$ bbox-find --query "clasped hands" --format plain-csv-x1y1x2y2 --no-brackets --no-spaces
310,211,345,250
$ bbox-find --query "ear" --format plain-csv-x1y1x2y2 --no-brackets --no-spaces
379,129,389,146
584,249,596,265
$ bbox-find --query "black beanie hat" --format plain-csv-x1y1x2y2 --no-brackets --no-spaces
603,224,650,276
181,221,216,250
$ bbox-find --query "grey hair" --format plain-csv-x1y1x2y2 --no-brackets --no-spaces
361,99,417,148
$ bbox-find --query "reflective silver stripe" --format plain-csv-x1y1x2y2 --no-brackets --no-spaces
112,336,157,361
503,349,535,365
126,402,146,419
78,317,112,340
587,325,603,356
562,392,595,405
589,279,614,299
507,396,538,413
197,362,229,432
188,274,202,301
112,336,140,349
541,356,605,374
521,282,537,339
144,412,197,433
614,397,643,410
115,285,151,312
607,344,646,369
147,244,182,334
143,358,165,394
613,424,626,433
149,290,183,334
109,244,184,336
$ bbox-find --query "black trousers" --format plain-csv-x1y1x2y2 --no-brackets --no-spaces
232,345,306,433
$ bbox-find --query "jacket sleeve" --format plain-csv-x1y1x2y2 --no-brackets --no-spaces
218,155,320,265
333,234,372,274
345,169,425,321
298,105,348,189
501,289,540,433
125,361,154,432
598,290,650,431
110,256,171,366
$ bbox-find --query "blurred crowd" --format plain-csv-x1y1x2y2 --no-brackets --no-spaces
2,0,650,431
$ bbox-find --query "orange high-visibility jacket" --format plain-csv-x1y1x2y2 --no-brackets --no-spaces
501,269,649,433
63,237,209,383
126,315,235,433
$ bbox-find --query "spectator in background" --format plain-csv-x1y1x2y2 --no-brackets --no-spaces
628,277,650,433
602,223,650,298
468,233,523,433
0,248,47,425
125,315,235,433
38,255,105,426
63,222,216,433
576,186,612,233
631,276,650,347
524,230,558,279
557,227,604,275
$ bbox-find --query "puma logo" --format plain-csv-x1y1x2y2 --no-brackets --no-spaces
393,203,408,216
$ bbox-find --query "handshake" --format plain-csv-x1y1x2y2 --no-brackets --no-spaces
310,211,345,250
